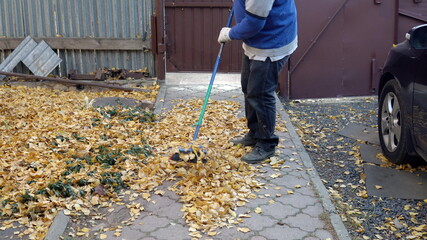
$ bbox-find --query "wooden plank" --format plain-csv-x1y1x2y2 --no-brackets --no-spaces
0,71,151,92
164,2,232,8
0,38,151,51
0,36,37,73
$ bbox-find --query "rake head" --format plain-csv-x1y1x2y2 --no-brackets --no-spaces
170,146,207,163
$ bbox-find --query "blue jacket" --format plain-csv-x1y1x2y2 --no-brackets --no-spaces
229,0,298,57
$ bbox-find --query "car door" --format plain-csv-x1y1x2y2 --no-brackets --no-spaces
412,48,427,158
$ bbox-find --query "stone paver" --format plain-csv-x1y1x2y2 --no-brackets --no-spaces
51,81,350,240
119,227,149,240
215,226,256,240
315,229,336,239
302,203,325,217
260,225,308,240
143,195,183,219
282,213,324,232
250,236,268,240
150,223,190,240
240,214,278,231
260,201,300,220
133,215,171,232
276,192,319,209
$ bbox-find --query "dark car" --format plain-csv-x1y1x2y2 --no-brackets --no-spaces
378,24,427,164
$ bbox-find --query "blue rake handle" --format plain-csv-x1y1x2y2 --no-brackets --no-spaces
192,7,234,141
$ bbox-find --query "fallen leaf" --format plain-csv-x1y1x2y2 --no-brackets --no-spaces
270,173,281,179
237,227,251,233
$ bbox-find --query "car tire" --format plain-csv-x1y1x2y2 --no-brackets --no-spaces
378,79,416,164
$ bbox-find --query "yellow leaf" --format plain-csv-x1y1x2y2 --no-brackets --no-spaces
254,207,262,214
100,234,107,239
155,190,165,196
357,190,368,199
237,227,251,233
412,224,426,231
375,185,382,190
91,196,100,205
188,206,198,213
142,192,151,200
270,173,281,179
287,190,294,194
81,208,90,215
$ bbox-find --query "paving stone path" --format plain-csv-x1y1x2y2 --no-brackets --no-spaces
46,82,350,240
85,84,344,240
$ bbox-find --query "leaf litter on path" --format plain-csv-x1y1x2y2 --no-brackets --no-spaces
0,85,281,239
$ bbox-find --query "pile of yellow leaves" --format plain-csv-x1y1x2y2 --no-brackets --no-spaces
0,85,261,239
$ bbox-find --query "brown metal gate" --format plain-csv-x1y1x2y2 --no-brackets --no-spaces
163,0,242,73
280,0,398,99
154,0,425,99
397,0,427,42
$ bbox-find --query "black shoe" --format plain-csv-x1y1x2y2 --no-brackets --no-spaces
242,145,275,164
230,134,257,146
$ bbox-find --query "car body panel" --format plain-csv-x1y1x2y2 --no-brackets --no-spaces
412,49,427,160
380,41,419,156
379,24,427,162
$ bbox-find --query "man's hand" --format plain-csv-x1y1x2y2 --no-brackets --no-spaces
218,27,232,44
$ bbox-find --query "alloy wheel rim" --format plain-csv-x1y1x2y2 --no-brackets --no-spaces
381,92,402,152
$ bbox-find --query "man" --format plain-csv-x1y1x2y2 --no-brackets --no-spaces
218,0,298,164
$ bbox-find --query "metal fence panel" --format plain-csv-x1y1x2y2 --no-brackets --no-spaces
0,0,155,76
397,0,427,43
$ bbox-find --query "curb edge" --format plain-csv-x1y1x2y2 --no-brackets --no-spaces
276,95,352,240
44,211,70,240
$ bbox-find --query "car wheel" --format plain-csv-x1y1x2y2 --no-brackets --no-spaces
378,79,415,164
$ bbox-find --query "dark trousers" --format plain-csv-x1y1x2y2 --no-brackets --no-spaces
241,55,289,151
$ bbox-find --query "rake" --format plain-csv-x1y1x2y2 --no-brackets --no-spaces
171,8,234,163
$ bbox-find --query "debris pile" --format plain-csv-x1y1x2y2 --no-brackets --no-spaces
0,85,265,239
